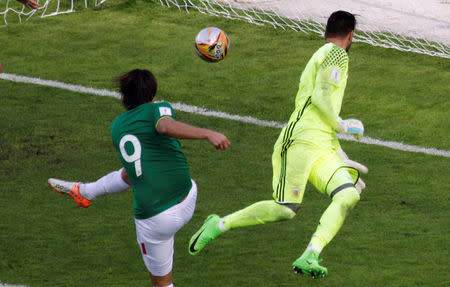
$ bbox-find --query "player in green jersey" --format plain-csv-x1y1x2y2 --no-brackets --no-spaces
49,69,230,287
188,11,367,279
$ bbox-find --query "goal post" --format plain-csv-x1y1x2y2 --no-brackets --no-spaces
0,0,106,25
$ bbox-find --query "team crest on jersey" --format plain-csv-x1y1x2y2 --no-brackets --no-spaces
330,68,341,83
159,107,172,116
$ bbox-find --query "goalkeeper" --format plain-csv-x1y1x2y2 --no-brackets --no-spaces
188,10,367,279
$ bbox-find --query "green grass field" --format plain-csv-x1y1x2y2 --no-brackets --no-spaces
0,1,449,286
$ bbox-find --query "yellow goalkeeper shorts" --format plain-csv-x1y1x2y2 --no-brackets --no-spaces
272,141,359,204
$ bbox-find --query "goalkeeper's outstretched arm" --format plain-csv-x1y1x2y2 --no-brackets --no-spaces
311,44,349,129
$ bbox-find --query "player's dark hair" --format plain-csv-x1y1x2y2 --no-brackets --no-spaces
325,10,356,39
116,69,158,110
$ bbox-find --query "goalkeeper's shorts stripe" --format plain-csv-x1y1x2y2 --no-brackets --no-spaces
276,97,311,202
276,144,289,202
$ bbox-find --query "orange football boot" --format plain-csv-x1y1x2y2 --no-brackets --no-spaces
48,178,91,208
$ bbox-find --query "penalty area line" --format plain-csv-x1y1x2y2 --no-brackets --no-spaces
1,72,449,158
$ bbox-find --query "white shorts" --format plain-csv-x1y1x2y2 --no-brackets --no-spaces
135,179,197,276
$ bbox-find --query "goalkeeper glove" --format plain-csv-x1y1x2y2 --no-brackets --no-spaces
338,149,368,194
355,178,366,194
336,117,364,140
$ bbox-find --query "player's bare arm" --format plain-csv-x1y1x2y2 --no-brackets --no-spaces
156,117,230,150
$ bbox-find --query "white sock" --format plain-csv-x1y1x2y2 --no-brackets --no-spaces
154,284,173,287
219,217,228,232
79,168,130,200
306,243,323,254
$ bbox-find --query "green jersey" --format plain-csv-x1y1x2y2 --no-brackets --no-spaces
111,102,192,219
275,42,349,150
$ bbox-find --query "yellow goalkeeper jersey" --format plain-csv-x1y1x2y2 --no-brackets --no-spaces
275,42,349,150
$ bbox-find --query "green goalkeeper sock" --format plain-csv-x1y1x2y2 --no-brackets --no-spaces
223,200,296,230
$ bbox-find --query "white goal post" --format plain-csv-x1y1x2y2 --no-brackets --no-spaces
0,0,106,25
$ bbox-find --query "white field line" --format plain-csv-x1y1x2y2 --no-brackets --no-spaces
1,72,449,158
0,282,28,287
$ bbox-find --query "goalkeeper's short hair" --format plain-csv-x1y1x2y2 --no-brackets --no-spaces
325,10,356,38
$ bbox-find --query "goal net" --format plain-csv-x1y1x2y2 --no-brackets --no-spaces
160,0,450,59
0,0,106,25
1,0,449,58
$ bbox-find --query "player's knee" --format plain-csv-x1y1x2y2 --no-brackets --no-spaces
275,202,298,220
332,187,360,209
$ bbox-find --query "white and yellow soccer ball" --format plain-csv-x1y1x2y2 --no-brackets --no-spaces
194,27,229,63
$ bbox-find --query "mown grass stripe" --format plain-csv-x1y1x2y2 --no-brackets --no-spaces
1,72,448,158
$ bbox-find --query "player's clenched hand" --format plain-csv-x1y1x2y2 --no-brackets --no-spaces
206,131,230,150
17,0,40,9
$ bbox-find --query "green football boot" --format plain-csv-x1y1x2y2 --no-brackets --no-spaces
189,214,224,255
292,250,328,279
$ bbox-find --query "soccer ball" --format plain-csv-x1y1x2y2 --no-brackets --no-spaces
194,27,229,63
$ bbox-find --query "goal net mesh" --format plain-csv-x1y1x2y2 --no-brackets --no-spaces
1,0,449,59
160,0,450,59
0,0,105,25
